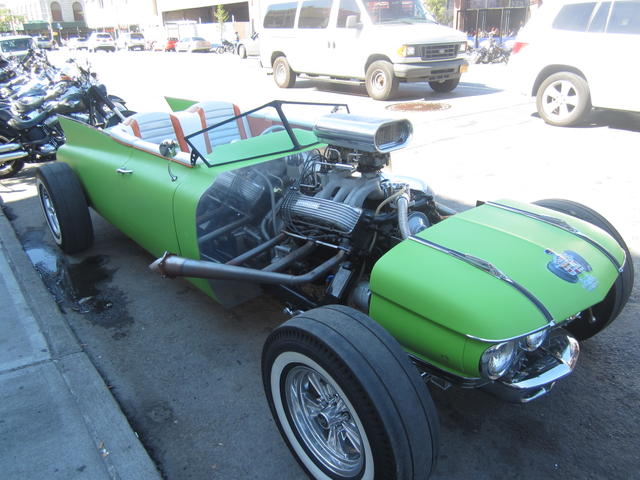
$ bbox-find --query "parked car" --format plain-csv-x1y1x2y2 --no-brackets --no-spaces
259,0,468,100
175,37,212,53
164,37,178,51
236,32,260,58
67,37,88,50
86,32,116,52
0,35,35,59
35,96,633,480
36,36,55,50
510,0,640,126
117,32,146,51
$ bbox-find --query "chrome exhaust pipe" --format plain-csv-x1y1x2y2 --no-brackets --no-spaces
0,143,23,154
0,150,28,163
150,250,345,286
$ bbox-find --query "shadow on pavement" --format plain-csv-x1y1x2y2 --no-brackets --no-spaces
290,78,502,102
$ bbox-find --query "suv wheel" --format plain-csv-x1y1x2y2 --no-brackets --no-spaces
536,72,592,127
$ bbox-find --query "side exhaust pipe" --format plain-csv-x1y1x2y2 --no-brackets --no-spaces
150,250,345,286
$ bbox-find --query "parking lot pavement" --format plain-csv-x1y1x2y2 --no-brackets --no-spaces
2,51,639,479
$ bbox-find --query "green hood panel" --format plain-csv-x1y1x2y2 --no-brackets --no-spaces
370,199,624,344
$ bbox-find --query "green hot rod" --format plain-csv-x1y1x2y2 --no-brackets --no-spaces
36,98,633,480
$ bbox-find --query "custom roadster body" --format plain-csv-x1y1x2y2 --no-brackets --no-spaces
37,97,633,480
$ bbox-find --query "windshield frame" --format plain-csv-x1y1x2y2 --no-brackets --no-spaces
185,100,350,167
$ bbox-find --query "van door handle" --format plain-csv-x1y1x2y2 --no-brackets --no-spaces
116,168,133,175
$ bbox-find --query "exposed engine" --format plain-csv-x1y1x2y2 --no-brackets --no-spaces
179,114,444,309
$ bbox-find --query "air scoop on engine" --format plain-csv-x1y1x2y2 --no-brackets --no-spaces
313,114,412,154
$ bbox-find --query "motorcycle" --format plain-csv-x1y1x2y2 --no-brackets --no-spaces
473,37,511,64
0,53,131,178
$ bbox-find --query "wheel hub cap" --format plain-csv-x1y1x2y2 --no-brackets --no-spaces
285,365,364,476
542,80,579,121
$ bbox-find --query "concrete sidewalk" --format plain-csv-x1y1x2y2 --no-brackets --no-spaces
0,208,161,480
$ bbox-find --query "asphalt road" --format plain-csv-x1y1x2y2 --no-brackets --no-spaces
1,49,639,479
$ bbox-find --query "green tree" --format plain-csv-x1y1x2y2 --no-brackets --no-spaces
424,0,449,25
214,5,229,41
0,9,25,33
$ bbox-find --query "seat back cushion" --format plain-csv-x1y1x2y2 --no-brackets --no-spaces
187,101,251,153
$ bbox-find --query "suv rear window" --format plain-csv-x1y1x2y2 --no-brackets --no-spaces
607,1,640,34
552,2,596,31
97,34,112,39
264,2,298,28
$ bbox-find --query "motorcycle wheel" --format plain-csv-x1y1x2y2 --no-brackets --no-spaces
0,133,25,179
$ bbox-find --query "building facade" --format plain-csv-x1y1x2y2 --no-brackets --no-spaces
5,0,88,38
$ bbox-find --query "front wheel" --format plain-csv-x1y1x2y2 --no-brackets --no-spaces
533,199,634,340
273,56,296,88
238,45,247,59
429,77,460,93
263,305,439,480
365,61,398,101
536,72,592,127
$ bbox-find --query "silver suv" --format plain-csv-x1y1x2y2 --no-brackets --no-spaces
510,0,640,126
87,32,116,52
117,32,145,51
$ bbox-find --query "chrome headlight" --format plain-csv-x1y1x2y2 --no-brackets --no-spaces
521,329,549,352
480,341,517,380
397,45,416,57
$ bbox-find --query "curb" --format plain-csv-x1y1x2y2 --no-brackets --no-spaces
0,205,162,480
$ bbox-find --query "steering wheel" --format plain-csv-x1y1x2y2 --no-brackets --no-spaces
260,125,286,136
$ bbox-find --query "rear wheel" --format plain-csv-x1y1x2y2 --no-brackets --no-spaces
36,163,93,254
238,44,247,59
533,199,634,340
273,56,296,88
263,305,439,480
536,72,591,127
365,61,398,101
429,77,460,93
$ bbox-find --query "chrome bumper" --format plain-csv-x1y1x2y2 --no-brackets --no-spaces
393,59,467,81
483,333,580,403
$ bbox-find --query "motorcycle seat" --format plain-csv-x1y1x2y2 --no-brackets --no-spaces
7,110,51,130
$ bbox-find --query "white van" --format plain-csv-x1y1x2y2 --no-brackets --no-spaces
259,0,468,100
0,35,35,60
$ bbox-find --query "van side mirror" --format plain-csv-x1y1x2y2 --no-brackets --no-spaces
345,15,362,29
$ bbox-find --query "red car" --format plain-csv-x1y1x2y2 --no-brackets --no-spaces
164,37,178,52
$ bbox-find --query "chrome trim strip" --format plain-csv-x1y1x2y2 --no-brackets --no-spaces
485,201,624,272
409,235,555,328
464,324,550,343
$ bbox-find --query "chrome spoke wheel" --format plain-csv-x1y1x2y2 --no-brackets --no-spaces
285,365,364,477
38,182,61,240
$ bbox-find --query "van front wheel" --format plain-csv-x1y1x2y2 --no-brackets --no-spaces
273,56,296,88
365,61,398,101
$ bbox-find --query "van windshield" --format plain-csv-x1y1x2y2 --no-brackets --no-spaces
364,0,436,24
